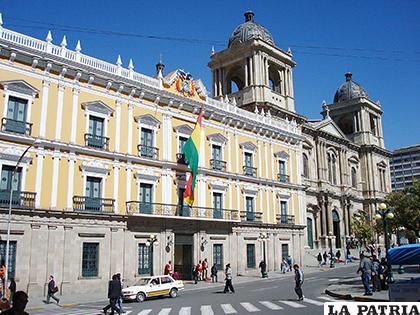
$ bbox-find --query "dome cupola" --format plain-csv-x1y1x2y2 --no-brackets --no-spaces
228,11,275,48
333,72,369,103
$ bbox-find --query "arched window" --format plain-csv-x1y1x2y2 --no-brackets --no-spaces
351,167,357,188
303,153,309,178
327,152,338,185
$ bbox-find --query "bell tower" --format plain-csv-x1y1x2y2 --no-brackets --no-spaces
208,11,297,116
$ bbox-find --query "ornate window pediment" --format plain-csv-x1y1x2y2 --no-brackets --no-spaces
377,160,387,169
209,180,228,191
240,141,256,152
82,101,114,116
135,170,160,183
0,146,33,164
135,114,160,129
80,161,110,176
173,124,193,136
207,133,227,145
243,185,258,195
1,80,39,97
274,150,289,160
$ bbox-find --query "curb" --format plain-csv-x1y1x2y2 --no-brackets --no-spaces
325,289,352,300
353,296,389,302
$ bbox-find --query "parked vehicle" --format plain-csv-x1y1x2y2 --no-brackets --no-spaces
121,275,184,302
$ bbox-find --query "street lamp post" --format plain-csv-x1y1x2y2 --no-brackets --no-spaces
258,232,269,278
375,203,394,284
4,139,40,298
145,234,159,276
328,231,335,268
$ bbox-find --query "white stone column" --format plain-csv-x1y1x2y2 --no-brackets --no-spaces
257,140,262,177
236,181,241,215
161,168,172,205
197,175,206,208
35,151,44,208
227,131,232,172
115,100,121,152
70,87,80,143
127,103,134,155
113,162,119,213
54,83,65,140
162,112,173,161
66,153,75,209
228,180,233,210
271,187,277,223
244,61,248,87
234,132,239,173
50,150,60,208
265,188,270,223
270,141,275,181
259,186,263,219
126,164,132,202
39,79,50,137
264,141,268,178
249,57,254,85
288,147,293,182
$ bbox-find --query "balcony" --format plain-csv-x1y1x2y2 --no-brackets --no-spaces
0,190,36,209
138,145,159,159
126,202,240,221
84,133,109,150
1,118,32,135
243,165,257,177
73,196,115,213
277,214,295,224
240,211,263,223
210,159,226,172
176,153,188,165
277,173,290,183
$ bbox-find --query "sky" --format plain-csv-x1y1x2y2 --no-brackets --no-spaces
1,0,419,150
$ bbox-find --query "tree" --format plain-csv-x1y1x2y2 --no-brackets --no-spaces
385,181,420,243
351,211,376,246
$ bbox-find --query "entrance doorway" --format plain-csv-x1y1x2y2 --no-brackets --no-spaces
332,210,341,248
174,234,193,280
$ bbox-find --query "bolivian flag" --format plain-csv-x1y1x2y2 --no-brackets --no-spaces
183,110,203,206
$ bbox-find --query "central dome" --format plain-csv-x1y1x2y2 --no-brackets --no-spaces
228,11,275,48
333,72,369,103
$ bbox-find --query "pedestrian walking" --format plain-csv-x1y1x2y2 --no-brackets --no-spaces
197,261,203,281
211,263,218,283
46,275,60,304
259,260,267,278
281,258,289,273
192,265,199,284
1,291,29,315
322,251,328,265
202,258,208,280
286,255,292,271
293,264,304,301
379,257,388,290
371,255,380,292
357,254,372,296
8,278,16,303
317,253,322,267
223,263,235,293
164,261,172,275
116,273,125,313
103,274,121,315
336,250,341,264
346,246,352,263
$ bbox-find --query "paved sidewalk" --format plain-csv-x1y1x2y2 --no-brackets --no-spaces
26,263,355,311
325,265,420,301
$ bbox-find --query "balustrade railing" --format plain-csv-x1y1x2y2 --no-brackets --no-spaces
84,133,110,150
73,196,115,213
1,118,32,135
240,211,263,223
277,173,290,183
126,202,240,221
138,145,159,159
276,214,295,224
176,153,188,165
210,159,227,172
0,190,36,209
243,165,257,177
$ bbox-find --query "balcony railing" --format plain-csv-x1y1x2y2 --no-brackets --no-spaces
210,159,227,172
176,153,188,165
126,202,240,221
243,165,257,177
276,214,295,224
240,211,263,223
84,133,109,150
0,190,36,209
1,118,32,135
73,196,115,213
138,145,159,159
277,173,290,183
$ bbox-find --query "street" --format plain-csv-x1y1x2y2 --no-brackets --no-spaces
29,265,356,315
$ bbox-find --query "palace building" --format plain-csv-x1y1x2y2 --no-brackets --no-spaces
0,11,390,296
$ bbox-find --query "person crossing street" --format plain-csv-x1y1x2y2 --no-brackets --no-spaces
223,263,235,293
293,264,304,301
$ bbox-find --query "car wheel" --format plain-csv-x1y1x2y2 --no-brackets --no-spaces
169,288,178,298
136,292,146,302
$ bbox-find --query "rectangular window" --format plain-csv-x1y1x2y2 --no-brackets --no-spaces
179,136,188,154
85,177,102,211
245,196,255,221
212,145,222,161
0,241,17,279
139,183,153,214
246,244,256,269
280,201,288,223
281,244,289,260
0,165,22,191
138,243,151,275
213,244,223,271
244,152,253,167
5,96,28,134
278,160,286,174
87,116,106,149
82,242,99,277
140,128,154,158
213,192,223,219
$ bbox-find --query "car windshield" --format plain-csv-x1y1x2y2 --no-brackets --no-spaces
135,278,151,286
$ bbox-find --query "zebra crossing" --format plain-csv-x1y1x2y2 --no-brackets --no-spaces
30,296,335,314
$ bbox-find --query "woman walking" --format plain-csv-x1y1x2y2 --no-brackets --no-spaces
223,263,235,293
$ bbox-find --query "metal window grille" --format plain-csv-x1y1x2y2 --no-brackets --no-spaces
82,243,99,277
246,244,255,269
213,244,223,270
138,243,151,275
0,241,17,279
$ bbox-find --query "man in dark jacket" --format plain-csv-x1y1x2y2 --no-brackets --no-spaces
103,274,121,315
293,264,304,301
46,275,59,304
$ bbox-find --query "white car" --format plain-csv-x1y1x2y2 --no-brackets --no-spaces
121,275,184,302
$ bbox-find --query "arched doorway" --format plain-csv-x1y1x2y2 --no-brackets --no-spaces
332,210,341,248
